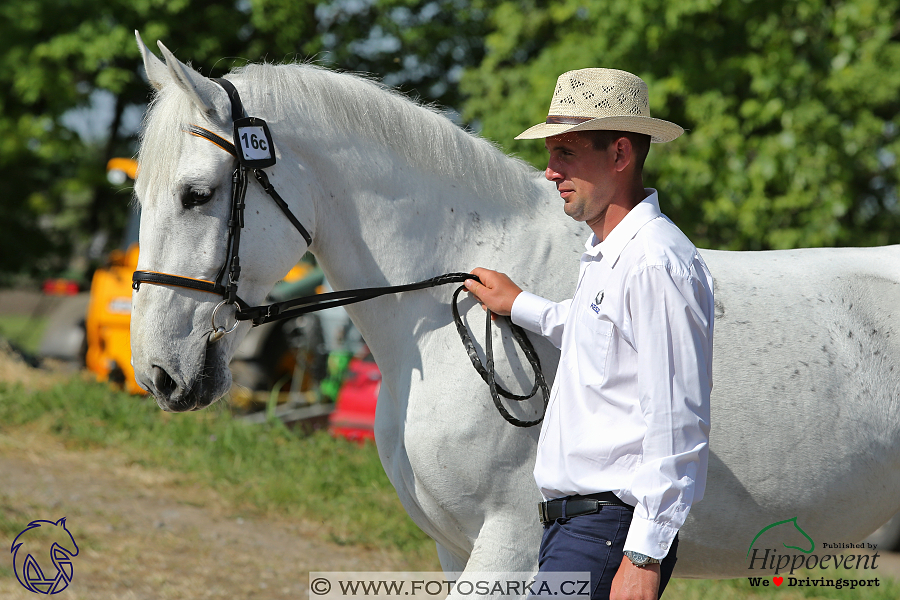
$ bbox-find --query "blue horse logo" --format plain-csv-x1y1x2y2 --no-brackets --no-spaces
10,517,79,594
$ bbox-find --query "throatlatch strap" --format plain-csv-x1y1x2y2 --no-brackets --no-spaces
252,170,313,247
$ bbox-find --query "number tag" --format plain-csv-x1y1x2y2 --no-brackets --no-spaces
233,117,276,168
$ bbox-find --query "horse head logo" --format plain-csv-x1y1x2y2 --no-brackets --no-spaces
10,517,79,594
747,516,815,557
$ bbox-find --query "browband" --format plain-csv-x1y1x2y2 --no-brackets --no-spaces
185,125,236,157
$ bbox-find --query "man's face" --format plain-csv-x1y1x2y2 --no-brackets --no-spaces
544,132,616,227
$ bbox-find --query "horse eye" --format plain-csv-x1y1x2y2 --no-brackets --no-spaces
182,188,213,209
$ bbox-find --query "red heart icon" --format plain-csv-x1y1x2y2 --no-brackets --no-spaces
773,577,783,586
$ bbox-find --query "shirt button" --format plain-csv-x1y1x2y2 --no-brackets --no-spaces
659,542,668,550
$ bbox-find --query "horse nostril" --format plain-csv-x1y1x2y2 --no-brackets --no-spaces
151,365,179,397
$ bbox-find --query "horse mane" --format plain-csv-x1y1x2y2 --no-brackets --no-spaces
135,83,198,206
137,61,546,208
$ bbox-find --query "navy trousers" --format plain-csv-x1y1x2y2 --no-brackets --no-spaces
535,505,678,600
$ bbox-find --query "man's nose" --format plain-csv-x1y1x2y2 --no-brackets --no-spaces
545,164,563,182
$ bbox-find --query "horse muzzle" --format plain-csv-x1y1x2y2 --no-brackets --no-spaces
139,342,231,412
144,365,202,412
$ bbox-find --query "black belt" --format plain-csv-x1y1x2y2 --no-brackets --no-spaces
539,492,634,524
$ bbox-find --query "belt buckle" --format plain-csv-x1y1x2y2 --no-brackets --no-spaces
538,501,548,524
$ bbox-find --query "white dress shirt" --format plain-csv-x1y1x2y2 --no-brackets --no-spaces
511,189,713,559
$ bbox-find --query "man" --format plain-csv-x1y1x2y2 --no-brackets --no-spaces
464,68,713,600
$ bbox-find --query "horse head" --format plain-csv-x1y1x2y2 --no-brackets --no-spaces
11,518,79,559
131,32,315,411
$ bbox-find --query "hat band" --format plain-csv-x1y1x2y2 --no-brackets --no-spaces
546,115,593,125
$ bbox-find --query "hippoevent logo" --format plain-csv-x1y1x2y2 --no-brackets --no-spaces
746,516,882,590
10,518,79,594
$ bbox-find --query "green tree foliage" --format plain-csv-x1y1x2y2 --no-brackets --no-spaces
0,0,279,283
3,0,898,284
0,0,488,283
253,0,490,110
462,0,900,250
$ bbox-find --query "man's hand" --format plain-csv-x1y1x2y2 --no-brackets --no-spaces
610,556,661,600
464,268,522,316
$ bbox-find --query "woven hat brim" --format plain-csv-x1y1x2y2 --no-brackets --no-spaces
515,115,684,143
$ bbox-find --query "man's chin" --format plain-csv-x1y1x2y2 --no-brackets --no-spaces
562,203,584,221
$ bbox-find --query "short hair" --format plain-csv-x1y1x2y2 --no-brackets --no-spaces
586,130,651,173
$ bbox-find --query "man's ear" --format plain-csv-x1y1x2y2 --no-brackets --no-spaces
612,136,634,173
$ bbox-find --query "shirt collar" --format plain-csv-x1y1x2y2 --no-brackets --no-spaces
583,189,661,265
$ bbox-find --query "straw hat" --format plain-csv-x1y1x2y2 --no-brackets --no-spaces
515,68,684,143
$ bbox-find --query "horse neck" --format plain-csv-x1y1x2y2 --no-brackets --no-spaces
311,157,548,290
234,65,579,369
260,71,559,292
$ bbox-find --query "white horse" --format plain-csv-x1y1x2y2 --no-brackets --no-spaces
130,33,900,583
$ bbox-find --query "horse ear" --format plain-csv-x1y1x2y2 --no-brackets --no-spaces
155,40,230,124
135,31,168,91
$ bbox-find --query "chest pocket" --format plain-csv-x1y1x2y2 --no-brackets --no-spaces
571,303,614,387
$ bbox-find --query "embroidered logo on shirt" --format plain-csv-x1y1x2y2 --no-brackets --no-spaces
590,290,604,314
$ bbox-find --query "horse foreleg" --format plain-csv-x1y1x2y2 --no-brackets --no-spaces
436,542,468,573
443,514,541,599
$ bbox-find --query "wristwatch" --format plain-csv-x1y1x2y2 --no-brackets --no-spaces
624,550,660,568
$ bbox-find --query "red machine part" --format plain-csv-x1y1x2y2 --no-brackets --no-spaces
328,355,380,442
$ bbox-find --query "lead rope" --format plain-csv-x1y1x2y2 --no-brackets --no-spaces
232,272,550,427
451,285,550,427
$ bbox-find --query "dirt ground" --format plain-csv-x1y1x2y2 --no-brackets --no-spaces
0,343,439,600
0,428,438,600
0,289,52,316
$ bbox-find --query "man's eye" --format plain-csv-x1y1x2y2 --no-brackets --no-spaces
182,188,213,209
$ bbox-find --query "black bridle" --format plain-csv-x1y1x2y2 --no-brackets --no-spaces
132,78,312,332
131,78,549,426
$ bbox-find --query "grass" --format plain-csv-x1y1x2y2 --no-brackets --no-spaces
0,496,33,538
1,377,898,599
0,378,435,562
0,315,47,355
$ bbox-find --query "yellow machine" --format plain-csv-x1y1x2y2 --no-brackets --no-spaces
83,159,144,393
85,240,144,394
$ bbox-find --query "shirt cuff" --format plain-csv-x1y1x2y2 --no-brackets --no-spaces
624,514,679,560
510,291,552,334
